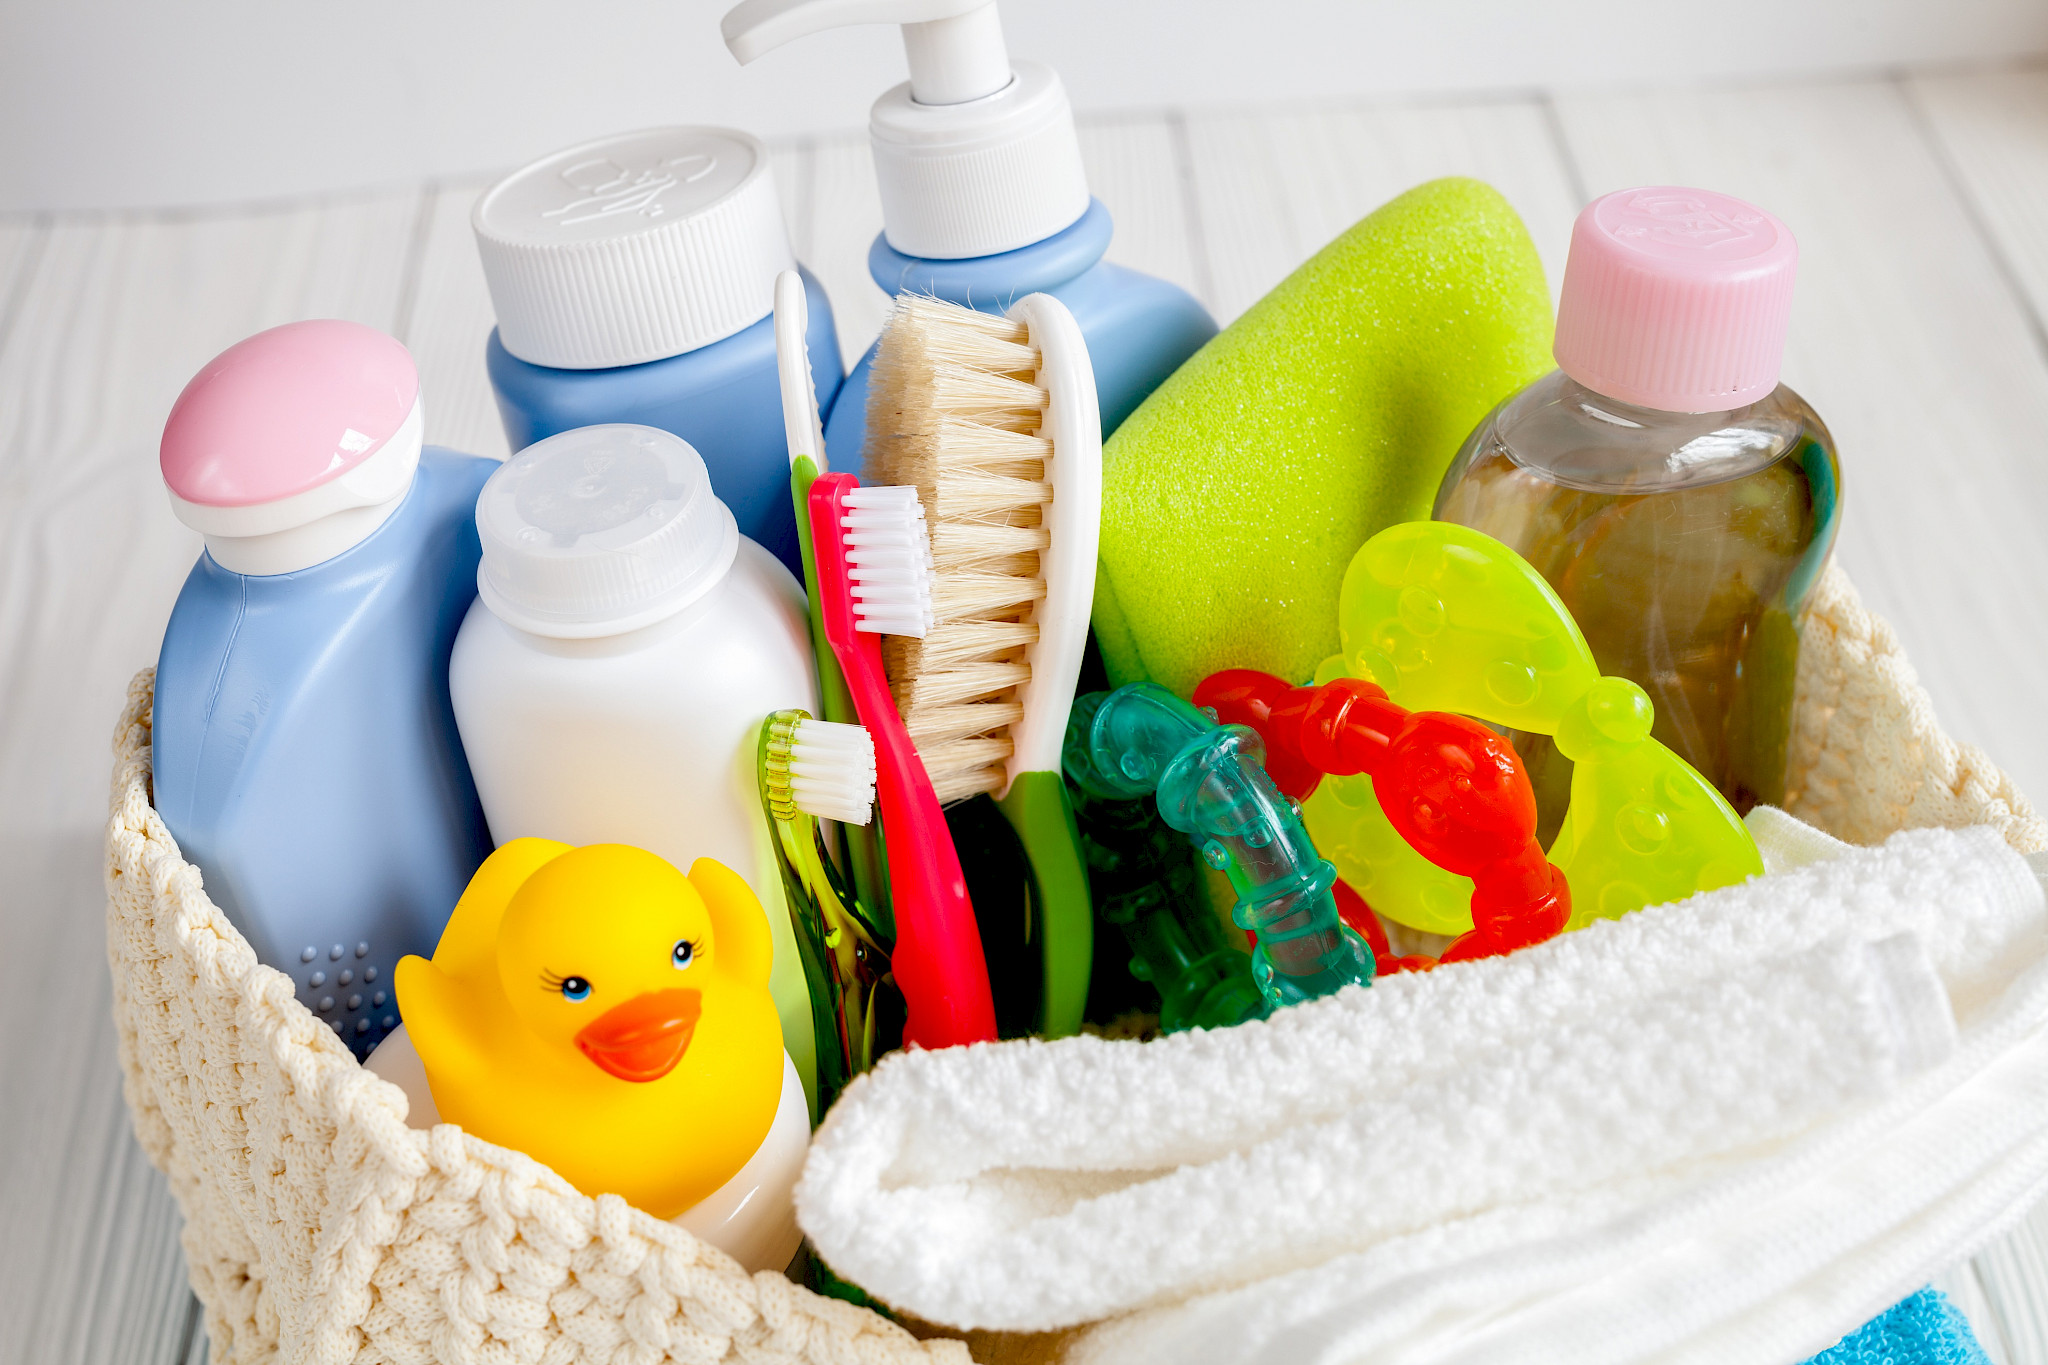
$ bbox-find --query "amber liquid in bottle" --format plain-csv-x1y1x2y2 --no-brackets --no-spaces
1434,370,1842,842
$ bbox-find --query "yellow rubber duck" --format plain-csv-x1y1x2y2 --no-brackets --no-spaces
395,838,785,1219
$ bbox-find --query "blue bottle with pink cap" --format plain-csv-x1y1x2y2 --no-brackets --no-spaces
153,319,496,1058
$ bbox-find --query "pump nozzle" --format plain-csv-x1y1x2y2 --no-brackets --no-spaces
720,0,1088,259
723,0,1009,106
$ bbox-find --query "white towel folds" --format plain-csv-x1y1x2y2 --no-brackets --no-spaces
797,821,2048,1365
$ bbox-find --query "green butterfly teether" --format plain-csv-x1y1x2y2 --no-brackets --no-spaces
1306,522,1763,934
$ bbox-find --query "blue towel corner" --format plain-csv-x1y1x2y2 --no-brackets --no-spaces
1801,1288,1991,1365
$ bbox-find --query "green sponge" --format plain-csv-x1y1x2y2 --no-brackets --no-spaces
1094,177,1555,696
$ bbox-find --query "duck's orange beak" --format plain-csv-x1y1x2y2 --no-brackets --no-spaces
574,988,701,1082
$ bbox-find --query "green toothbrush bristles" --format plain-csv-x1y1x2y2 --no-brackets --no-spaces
764,712,877,827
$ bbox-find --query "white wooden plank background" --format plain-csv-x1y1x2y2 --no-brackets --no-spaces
5,65,2048,1365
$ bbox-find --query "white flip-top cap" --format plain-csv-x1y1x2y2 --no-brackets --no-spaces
475,424,740,638
474,127,796,370
722,0,1089,260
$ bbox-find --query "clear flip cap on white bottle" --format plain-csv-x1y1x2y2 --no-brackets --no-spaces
722,0,1089,260
474,424,741,638
473,128,797,370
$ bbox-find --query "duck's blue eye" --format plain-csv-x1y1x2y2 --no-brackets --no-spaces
560,976,591,1001
672,939,696,970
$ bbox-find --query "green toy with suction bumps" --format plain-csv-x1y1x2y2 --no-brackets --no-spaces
1093,177,1556,696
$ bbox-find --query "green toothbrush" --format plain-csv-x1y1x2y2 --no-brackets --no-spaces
757,709,892,1113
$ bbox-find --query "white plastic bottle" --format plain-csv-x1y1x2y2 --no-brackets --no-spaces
449,423,822,1110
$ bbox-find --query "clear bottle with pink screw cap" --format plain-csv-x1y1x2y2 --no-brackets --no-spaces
1434,186,1842,835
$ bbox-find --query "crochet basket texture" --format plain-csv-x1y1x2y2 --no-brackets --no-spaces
104,563,2042,1365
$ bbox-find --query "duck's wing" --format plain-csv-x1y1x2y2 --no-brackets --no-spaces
392,954,486,1106
688,856,774,990
431,837,573,979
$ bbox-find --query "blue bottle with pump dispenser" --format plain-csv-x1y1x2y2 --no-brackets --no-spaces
475,127,842,579
721,0,1217,465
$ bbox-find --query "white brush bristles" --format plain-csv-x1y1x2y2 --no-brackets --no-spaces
788,718,877,826
842,484,936,639
865,294,1054,804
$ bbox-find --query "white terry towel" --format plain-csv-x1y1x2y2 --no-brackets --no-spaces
796,824,2048,1364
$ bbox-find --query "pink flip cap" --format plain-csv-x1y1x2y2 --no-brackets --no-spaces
161,319,420,507
1553,187,1798,414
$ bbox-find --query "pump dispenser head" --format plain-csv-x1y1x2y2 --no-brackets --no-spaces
722,0,1089,259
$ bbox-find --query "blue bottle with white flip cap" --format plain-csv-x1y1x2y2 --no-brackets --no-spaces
720,0,1217,465
477,127,844,581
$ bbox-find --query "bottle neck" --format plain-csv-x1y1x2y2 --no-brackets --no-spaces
489,549,750,657
1492,369,1806,494
867,196,1110,306
1561,376,1730,426
205,492,410,576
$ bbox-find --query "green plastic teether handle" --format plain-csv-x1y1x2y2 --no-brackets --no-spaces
1339,520,1600,728
997,769,1093,1038
1552,677,1764,922
1299,651,1475,936
1304,772,1475,936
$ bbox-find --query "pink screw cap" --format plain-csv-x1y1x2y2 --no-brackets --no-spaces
161,319,420,508
1553,187,1798,414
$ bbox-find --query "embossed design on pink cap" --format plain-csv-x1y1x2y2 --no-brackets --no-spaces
161,319,420,508
1553,186,1798,414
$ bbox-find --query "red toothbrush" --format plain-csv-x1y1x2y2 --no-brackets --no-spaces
807,472,996,1048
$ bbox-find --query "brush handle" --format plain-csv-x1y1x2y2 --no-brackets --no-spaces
808,473,996,1049
996,772,1092,1038
995,294,1102,1042
1001,294,1101,783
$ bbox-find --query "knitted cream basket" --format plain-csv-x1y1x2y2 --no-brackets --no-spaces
105,564,2044,1365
